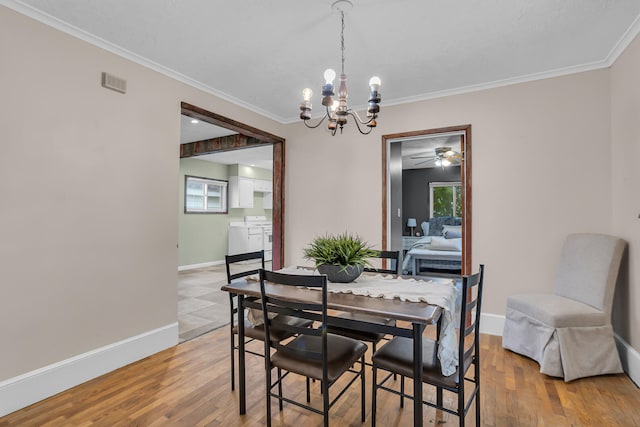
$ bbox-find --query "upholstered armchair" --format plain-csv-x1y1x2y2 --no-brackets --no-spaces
502,233,626,381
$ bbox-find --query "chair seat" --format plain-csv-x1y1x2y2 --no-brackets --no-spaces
373,336,470,389
507,293,608,328
327,312,395,343
233,316,314,342
272,333,367,382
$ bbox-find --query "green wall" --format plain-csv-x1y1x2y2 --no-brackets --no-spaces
178,158,272,267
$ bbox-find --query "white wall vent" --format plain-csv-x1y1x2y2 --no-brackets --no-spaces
101,72,127,94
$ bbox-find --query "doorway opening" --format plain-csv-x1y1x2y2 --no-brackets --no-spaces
180,102,286,270
382,125,472,275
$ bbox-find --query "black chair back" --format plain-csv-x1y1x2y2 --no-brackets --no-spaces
225,250,265,391
364,250,400,275
259,269,327,363
458,265,485,382
225,250,265,283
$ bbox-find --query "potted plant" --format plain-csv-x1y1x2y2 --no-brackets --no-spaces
303,232,377,283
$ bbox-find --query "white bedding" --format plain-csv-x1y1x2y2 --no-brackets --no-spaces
402,236,462,274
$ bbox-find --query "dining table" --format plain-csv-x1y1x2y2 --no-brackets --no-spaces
221,268,458,427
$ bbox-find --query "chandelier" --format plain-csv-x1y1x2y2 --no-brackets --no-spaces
299,0,381,135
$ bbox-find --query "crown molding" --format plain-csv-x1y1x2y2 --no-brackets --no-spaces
1,0,288,124
604,12,640,67
4,0,640,126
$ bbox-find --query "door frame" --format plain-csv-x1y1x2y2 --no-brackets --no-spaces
382,124,472,274
180,102,286,269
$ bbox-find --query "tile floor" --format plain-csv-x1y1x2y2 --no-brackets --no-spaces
177,264,229,342
177,261,270,342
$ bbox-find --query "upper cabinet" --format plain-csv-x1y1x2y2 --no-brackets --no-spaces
229,176,254,208
253,179,273,193
229,177,273,209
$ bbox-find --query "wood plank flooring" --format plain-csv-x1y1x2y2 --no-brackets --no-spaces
1,327,639,426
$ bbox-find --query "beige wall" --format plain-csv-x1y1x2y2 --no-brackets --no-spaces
283,69,619,329
1,0,638,395
0,6,285,381
611,34,640,350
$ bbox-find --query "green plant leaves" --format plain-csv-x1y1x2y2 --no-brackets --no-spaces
303,232,376,268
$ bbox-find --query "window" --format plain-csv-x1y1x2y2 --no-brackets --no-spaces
185,176,228,213
429,181,462,218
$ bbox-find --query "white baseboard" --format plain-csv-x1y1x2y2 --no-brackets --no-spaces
477,312,640,386
480,312,505,336
615,333,640,387
0,322,178,418
178,259,224,271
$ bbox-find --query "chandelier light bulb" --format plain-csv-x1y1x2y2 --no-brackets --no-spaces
441,158,451,167
324,68,336,85
369,76,381,91
302,88,313,102
435,159,442,167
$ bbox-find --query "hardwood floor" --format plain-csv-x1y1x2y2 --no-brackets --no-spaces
1,327,639,426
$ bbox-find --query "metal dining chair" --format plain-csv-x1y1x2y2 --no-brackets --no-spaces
259,269,367,427
226,251,312,391
364,250,401,275
371,264,485,427
327,250,400,358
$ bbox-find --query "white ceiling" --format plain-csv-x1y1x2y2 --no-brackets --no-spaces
180,115,237,144
193,144,274,171
400,133,463,170
180,114,273,170
11,0,640,125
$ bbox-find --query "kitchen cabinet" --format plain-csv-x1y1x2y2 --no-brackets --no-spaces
263,192,273,209
229,176,254,208
253,179,272,193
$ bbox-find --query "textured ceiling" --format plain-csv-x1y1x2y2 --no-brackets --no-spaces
9,0,640,124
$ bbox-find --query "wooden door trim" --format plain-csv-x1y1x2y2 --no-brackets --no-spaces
381,124,472,274
181,102,286,269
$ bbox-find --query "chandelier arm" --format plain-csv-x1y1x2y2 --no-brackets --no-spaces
303,114,328,129
349,109,376,125
347,112,373,135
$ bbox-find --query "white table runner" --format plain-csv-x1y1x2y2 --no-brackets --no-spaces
246,266,460,376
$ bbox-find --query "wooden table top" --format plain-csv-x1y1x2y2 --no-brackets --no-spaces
222,277,442,325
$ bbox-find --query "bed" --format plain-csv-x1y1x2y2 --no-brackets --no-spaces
401,217,462,275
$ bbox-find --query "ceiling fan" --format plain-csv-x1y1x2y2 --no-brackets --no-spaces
410,146,463,167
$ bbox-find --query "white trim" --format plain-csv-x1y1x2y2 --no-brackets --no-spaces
615,333,640,388
0,322,178,417
604,12,640,67
178,259,224,272
480,312,505,337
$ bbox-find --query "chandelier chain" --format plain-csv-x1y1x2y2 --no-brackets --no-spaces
340,11,345,75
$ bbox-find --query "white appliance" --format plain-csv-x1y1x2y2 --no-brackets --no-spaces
228,215,273,261
262,225,273,261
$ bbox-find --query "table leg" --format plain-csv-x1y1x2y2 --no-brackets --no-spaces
238,294,246,414
413,322,423,426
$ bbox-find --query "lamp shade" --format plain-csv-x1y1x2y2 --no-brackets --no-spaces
407,218,417,227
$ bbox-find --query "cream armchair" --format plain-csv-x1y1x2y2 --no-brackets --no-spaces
502,233,626,381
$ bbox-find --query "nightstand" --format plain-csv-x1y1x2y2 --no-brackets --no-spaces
403,235,422,251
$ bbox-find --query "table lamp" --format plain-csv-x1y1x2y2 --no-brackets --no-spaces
407,218,417,236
